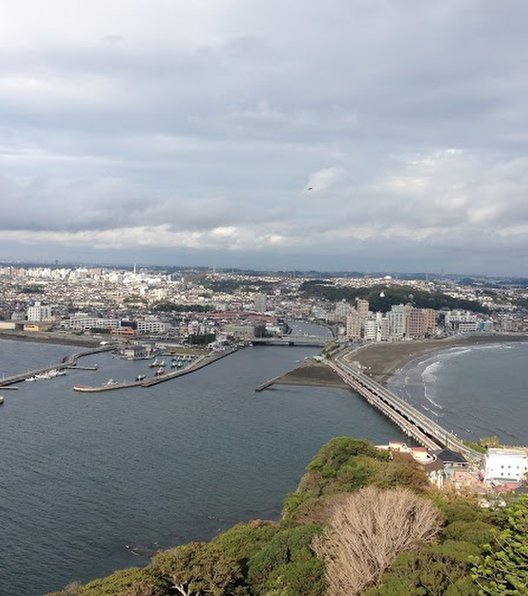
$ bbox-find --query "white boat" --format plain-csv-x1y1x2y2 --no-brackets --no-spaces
0,396,4,405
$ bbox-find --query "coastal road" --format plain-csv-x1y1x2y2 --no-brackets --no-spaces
331,350,482,462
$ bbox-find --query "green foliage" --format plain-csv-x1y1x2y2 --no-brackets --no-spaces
210,520,279,570
19,285,45,294
436,497,486,525
373,459,429,493
283,437,428,522
187,332,216,345
471,495,528,594
443,520,496,545
299,281,490,313
463,436,500,454
429,540,482,562
153,301,211,313
247,525,325,596
123,295,147,305
52,436,507,596
77,567,169,595
307,437,388,476
151,541,246,595
368,548,479,596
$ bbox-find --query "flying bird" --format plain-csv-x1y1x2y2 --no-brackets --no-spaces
307,187,313,191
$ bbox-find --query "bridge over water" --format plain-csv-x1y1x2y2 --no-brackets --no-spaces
330,351,482,461
251,335,331,347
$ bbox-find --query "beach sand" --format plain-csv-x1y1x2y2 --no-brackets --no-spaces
347,334,528,384
265,334,528,391
273,362,349,389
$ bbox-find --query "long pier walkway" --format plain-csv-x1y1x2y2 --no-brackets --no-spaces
330,351,482,462
0,345,115,387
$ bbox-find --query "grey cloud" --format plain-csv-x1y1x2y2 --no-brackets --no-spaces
1,1,528,273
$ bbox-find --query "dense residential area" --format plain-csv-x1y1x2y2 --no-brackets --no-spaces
1,264,528,345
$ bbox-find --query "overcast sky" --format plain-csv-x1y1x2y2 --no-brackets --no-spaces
1,1,528,274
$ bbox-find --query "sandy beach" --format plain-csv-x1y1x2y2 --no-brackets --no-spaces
347,334,528,384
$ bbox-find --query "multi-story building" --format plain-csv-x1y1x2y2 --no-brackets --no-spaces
364,312,383,342
484,448,528,483
406,307,426,339
445,310,478,334
345,311,362,339
26,301,52,322
356,299,369,320
68,316,120,331
423,308,437,335
136,319,169,334
387,304,406,339
254,293,267,313
335,300,353,322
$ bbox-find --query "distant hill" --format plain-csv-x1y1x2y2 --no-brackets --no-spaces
299,281,490,313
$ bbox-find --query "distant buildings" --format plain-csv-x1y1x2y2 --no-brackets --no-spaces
254,293,267,313
345,302,438,342
26,301,52,322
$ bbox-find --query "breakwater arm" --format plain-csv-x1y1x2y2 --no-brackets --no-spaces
73,347,238,393
0,345,115,387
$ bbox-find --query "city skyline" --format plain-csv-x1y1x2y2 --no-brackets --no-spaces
1,1,528,275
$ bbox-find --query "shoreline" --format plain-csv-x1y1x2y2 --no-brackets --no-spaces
0,331,110,348
348,334,528,385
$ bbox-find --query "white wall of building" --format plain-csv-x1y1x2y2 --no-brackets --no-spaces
484,448,528,482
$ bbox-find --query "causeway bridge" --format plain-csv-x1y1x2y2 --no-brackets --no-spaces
330,351,482,461
251,335,331,347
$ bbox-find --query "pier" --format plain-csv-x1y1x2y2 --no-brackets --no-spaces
73,347,238,392
0,345,115,387
329,351,482,461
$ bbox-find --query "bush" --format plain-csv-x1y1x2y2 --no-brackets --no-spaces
443,521,496,546
77,567,169,596
247,525,325,595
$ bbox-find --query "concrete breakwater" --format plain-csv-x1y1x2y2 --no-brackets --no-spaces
73,347,239,393
0,345,115,387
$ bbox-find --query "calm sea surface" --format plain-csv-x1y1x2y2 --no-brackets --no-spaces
0,325,407,596
388,341,528,446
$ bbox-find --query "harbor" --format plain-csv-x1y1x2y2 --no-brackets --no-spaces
73,347,238,392
0,344,114,388
0,343,238,395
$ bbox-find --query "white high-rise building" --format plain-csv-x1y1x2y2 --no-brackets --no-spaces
387,304,406,339
26,302,52,322
364,312,383,342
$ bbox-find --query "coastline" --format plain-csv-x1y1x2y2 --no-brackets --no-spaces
348,334,528,385
0,331,109,348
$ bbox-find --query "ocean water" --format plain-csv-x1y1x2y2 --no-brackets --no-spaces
0,331,406,596
388,341,528,446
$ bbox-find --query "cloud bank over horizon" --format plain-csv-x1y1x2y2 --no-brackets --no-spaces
1,0,528,275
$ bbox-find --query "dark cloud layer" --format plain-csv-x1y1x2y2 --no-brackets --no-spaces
0,1,528,274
